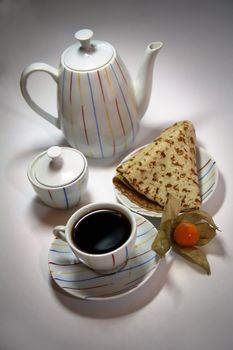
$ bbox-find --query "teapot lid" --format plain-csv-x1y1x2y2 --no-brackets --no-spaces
34,146,86,187
62,29,114,71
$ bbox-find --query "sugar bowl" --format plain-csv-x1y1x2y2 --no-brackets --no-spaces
28,146,88,209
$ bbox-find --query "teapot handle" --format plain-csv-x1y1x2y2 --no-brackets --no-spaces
20,63,60,129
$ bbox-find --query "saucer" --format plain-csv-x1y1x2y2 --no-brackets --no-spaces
114,146,218,217
48,213,159,300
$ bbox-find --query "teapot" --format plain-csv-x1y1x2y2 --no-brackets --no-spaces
20,29,162,158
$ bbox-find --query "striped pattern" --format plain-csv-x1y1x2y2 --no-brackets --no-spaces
197,147,217,203
38,165,88,209
48,213,159,300
114,146,218,217
45,186,74,209
46,188,69,208
58,56,138,158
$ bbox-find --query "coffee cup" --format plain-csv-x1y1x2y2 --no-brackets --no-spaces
53,202,137,273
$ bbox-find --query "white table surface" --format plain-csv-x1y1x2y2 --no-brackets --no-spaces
1,1,233,349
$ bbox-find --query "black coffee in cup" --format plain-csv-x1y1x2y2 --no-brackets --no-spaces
72,209,131,254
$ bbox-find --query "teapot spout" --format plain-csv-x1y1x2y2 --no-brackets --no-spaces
133,42,163,119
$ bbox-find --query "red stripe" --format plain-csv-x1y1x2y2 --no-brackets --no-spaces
128,249,152,260
124,265,156,286
198,158,211,172
49,261,80,266
137,219,147,227
112,254,115,267
98,70,116,156
115,98,125,135
97,71,105,102
81,105,90,145
115,58,128,85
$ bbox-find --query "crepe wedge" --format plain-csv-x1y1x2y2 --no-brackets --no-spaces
113,120,201,212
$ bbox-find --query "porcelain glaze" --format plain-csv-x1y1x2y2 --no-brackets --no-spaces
27,147,88,209
53,202,137,273
20,29,163,158
58,55,138,158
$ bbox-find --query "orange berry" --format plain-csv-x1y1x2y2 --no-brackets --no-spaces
173,222,199,247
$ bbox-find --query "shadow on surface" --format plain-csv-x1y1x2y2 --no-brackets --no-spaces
48,257,174,318
27,191,93,228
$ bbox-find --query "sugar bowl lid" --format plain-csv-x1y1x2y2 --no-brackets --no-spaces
62,29,114,71
33,146,86,187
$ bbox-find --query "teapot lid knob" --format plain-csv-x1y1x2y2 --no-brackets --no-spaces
75,29,93,50
63,29,114,71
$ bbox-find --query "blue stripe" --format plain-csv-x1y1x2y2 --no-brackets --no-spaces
84,267,156,299
54,254,156,283
87,73,104,158
201,190,213,201
199,161,216,181
201,182,215,198
137,227,154,237
55,273,107,283
50,249,72,254
121,254,155,273
110,64,135,142
63,188,69,209
125,246,129,260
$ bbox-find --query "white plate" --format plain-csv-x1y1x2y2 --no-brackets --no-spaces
114,146,218,217
48,213,159,300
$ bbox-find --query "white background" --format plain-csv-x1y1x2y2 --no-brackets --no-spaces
1,0,233,349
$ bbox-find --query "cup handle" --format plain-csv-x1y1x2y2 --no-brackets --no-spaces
20,63,60,128
53,225,66,241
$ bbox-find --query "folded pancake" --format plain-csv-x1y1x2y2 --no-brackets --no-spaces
113,120,201,211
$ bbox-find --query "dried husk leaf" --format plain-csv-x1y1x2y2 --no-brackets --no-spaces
151,194,219,274
163,194,182,222
173,209,218,247
195,223,216,246
172,244,211,274
152,220,171,257
174,210,219,231
152,194,181,257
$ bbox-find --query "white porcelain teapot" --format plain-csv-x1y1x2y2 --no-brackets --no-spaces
20,29,162,158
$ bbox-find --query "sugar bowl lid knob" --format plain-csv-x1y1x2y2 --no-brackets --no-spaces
47,146,62,164
34,146,85,187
